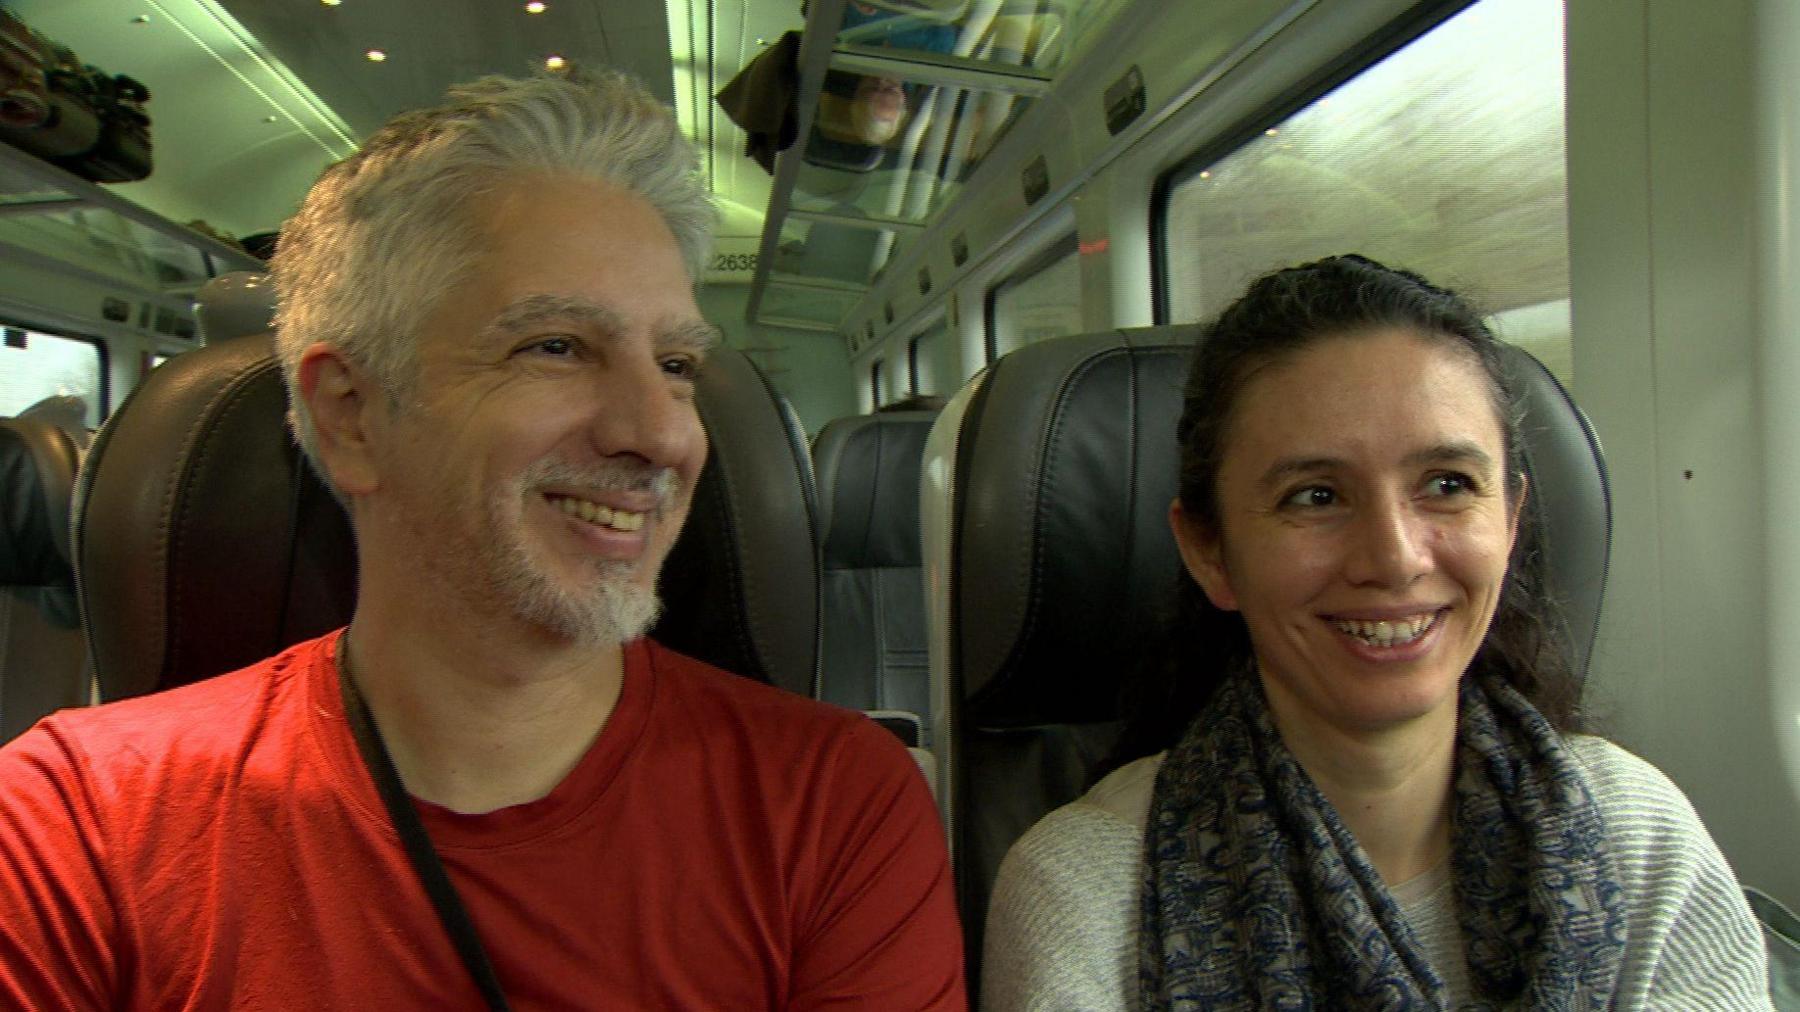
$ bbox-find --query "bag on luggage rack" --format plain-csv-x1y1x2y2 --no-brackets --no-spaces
0,9,152,183
52,67,151,183
0,8,50,130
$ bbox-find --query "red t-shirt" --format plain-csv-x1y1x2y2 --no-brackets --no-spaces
0,631,966,1009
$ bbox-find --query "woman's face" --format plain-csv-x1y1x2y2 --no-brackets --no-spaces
1172,327,1521,740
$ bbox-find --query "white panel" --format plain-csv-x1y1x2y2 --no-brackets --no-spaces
919,375,987,843
1569,0,1799,905
1753,0,1800,880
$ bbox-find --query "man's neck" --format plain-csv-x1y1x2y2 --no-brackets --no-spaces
339,608,626,816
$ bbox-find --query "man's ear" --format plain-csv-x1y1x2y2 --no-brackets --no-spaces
1169,498,1239,612
296,343,382,497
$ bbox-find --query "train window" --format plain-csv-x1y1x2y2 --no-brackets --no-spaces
907,318,955,395
1157,0,1571,382
870,358,887,408
986,232,1082,363
0,327,106,428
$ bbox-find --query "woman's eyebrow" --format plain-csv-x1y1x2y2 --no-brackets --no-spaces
1256,456,1344,491
1255,442,1496,490
1405,441,1496,470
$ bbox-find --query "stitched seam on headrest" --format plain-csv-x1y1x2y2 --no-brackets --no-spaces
1007,348,1122,691
858,424,884,564
165,357,284,687
742,362,821,691
72,385,127,695
694,387,758,681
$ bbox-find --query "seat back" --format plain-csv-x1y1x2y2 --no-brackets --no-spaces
812,410,937,726
922,327,1194,983
0,402,90,740
73,337,820,700
923,327,1612,992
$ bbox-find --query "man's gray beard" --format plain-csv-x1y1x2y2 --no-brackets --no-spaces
491,547,662,648
481,460,672,648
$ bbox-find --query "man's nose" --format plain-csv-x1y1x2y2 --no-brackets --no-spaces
585,355,701,468
1344,494,1433,589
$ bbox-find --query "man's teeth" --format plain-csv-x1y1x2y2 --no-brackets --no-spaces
550,495,647,532
1334,613,1436,647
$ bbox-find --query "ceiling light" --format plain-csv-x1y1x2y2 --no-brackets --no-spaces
321,0,341,6
1264,128,1279,137
524,1,547,12
545,55,567,70
365,48,387,62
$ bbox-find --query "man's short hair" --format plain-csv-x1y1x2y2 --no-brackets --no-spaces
270,70,716,489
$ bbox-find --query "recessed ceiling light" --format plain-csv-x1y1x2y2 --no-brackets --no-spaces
321,0,341,6
1264,127,1279,137
365,48,387,62
524,1,548,12
545,54,567,70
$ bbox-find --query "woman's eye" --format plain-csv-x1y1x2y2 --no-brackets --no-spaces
1425,472,1477,498
1281,485,1336,509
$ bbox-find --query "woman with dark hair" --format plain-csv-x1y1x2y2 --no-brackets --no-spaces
981,256,1771,1010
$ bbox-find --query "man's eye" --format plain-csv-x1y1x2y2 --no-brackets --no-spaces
1281,485,1336,509
524,336,576,357
661,355,702,380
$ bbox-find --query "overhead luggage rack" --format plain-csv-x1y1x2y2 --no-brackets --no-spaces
0,140,265,309
745,0,1113,334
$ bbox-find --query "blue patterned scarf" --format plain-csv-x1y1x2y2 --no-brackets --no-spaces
1138,668,1626,1010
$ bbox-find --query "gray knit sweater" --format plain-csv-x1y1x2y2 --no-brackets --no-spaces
982,736,1773,1010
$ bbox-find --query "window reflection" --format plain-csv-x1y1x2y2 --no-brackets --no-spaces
1160,0,1571,380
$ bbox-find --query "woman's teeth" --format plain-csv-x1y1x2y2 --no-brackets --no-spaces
1334,613,1436,647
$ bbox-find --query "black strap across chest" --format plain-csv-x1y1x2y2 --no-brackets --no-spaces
338,642,513,1012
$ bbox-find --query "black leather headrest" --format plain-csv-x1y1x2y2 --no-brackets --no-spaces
814,411,937,570
953,328,1198,728
73,337,820,701
1499,343,1611,679
0,414,81,586
948,332,1612,729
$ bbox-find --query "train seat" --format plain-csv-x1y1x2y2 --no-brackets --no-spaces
812,410,938,727
814,408,940,791
71,336,821,701
0,399,92,741
921,327,1612,993
920,326,1196,987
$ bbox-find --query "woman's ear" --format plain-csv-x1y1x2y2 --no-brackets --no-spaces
1507,471,1530,552
296,343,382,497
1170,499,1238,612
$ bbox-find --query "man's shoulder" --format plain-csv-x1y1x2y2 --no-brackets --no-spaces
643,639,868,729
640,639,917,779
1,634,330,787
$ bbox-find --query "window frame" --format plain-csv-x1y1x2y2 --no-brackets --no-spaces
1149,0,1474,324
0,320,112,425
982,230,1081,364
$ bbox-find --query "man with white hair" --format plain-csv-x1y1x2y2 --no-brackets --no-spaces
0,71,964,1009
